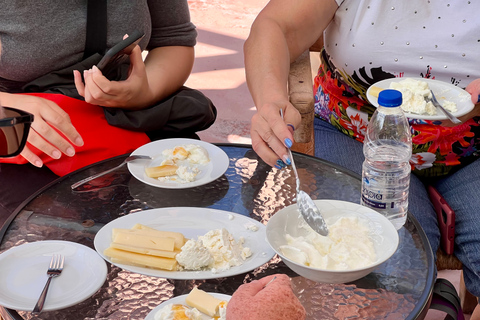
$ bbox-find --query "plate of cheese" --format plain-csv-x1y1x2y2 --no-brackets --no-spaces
366,77,474,120
94,207,275,280
145,287,230,320
128,138,229,189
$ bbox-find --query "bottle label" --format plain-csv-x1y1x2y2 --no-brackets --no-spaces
361,189,395,209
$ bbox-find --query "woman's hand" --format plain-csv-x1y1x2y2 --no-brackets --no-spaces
465,79,480,104
0,93,83,167
74,41,153,110
251,101,300,168
74,35,195,111
226,274,306,320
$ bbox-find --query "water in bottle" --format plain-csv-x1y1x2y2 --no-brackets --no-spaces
361,89,412,229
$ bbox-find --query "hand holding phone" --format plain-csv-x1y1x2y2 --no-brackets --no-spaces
97,30,145,72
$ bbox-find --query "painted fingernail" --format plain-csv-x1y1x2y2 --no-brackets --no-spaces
284,138,293,148
477,94,480,103
274,165,282,170
276,159,287,168
287,124,295,131
283,155,291,166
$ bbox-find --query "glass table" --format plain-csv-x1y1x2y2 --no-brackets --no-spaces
0,144,435,319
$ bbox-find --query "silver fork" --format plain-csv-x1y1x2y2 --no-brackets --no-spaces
32,254,65,314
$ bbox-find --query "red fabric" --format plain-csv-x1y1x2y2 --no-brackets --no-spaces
0,93,151,176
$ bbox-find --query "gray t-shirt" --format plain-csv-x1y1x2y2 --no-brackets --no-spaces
0,0,197,91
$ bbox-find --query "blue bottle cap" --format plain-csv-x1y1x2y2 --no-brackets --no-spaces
378,89,403,107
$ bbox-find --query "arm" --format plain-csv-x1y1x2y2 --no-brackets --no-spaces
244,0,338,167
74,0,196,110
74,43,194,110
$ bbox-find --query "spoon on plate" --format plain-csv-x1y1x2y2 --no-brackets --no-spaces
280,109,329,236
71,155,152,190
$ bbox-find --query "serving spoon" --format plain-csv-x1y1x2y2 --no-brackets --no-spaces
71,155,152,190
280,109,329,236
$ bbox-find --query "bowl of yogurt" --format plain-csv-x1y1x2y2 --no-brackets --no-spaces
266,200,399,283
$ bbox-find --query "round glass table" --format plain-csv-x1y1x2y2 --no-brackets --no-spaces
0,144,435,319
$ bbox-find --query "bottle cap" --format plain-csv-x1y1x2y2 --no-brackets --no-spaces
378,89,403,107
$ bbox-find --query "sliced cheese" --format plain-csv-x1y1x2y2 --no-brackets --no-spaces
110,243,179,258
369,85,383,98
105,247,177,271
145,164,178,178
185,287,222,317
130,224,185,250
112,232,175,251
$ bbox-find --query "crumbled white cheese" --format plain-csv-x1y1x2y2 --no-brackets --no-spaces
154,304,203,320
244,223,259,232
175,239,214,271
176,228,252,273
389,78,457,115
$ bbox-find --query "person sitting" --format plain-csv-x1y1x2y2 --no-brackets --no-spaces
244,1,480,318
0,1,216,222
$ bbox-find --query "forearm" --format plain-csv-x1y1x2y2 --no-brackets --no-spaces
143,46,194,104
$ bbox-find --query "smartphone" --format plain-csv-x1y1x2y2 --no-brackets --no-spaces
97,30,145,72
427,185,455,255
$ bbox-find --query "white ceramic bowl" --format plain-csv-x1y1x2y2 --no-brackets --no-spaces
266,200,399,283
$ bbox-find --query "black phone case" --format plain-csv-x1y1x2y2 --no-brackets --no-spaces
97,30,145,71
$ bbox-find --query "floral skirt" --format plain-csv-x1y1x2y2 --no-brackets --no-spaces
313,50,480,178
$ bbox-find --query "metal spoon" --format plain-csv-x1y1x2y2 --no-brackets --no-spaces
280,109,329,236
71,155,152,190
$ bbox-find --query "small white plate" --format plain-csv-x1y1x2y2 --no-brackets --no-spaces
366,77,474,120
0,240,107,311
144,292,231,320
128,138,229,189
94,207,275,280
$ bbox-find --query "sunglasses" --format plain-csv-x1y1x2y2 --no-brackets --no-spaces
0,107,34,157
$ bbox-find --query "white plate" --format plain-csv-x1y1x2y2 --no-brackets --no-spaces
366,77,474,120
144,292,231,320
128,138,229,189
94,207,275,280
0,240,107,311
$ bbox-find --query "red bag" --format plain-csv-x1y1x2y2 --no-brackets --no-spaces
0,93,151,176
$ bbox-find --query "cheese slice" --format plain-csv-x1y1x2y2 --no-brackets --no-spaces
112,232,175,251
369,85,383,98
110,243,179,258
130,224,185,250
185,287,222,317
105,247,177,270
145,164,178,178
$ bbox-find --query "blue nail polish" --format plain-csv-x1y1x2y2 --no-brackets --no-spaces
276,159,286,168
287,124,295,131
477,94,480,103
274,165,282,170
285,157,291,166
284,138,293,148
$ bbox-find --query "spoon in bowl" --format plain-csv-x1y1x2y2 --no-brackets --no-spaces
280,109,329,236
71,155,152,190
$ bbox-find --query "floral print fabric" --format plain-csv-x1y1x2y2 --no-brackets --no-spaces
314,50,480,178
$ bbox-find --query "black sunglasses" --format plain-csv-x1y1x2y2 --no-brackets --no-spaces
0,107,34,157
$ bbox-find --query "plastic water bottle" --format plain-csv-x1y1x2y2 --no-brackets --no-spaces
361,89,412,229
